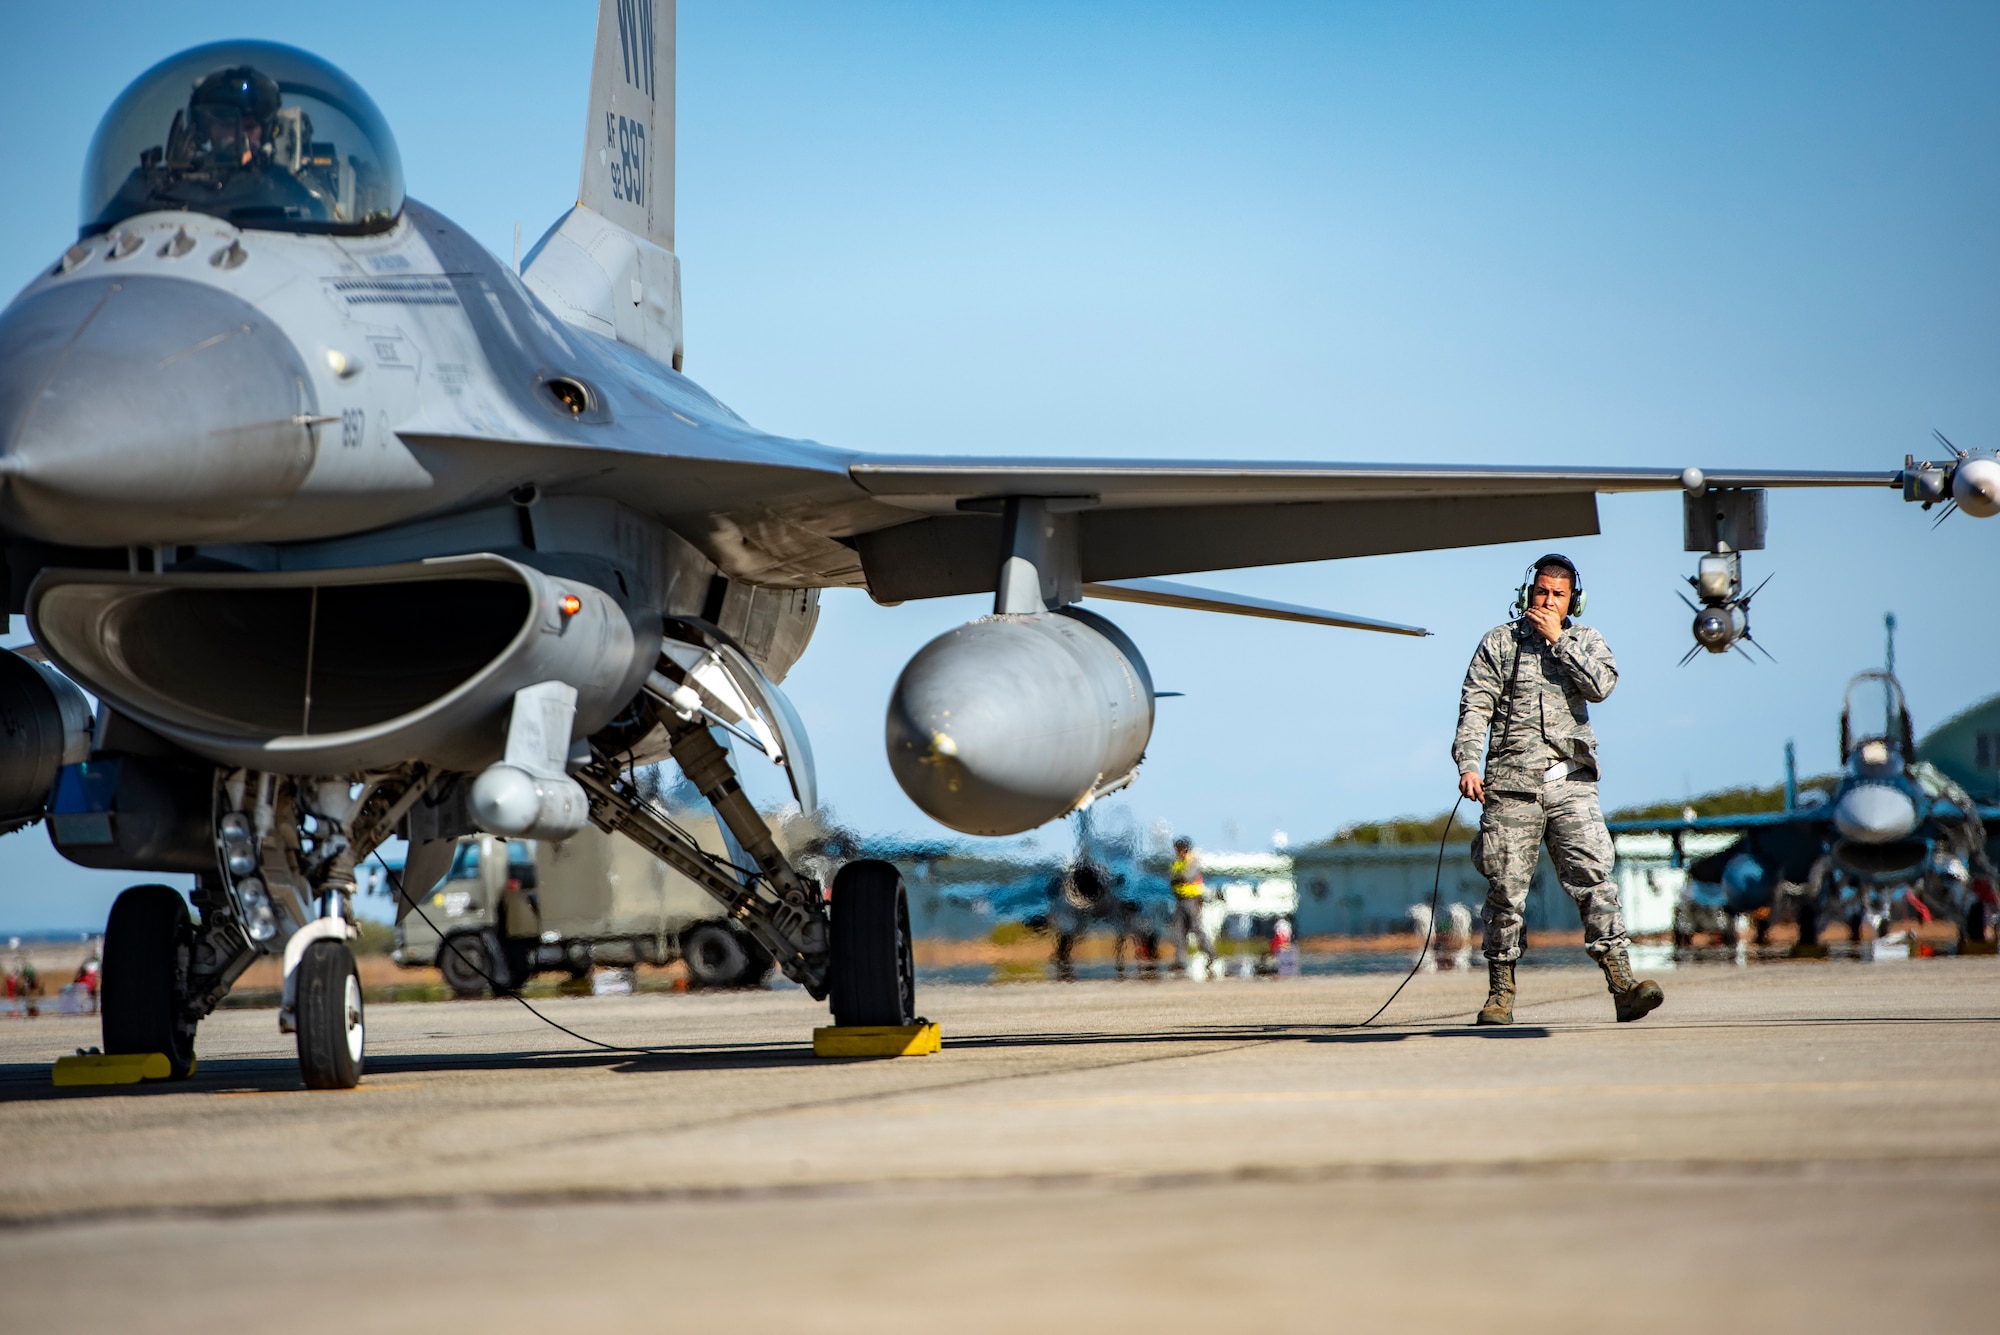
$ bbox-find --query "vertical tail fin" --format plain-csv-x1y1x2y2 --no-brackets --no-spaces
529,0,682,367
581,0,674,252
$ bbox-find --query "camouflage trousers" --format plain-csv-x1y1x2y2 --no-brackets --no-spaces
1473,779,1626,962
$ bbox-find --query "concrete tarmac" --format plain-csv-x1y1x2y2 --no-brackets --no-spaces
2,959,1997,1331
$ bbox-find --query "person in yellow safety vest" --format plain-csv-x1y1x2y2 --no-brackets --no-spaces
1169,837,1216,972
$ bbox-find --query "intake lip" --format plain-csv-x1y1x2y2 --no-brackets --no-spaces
28,554,650,774
1831,781,1919,845
0,274,317,544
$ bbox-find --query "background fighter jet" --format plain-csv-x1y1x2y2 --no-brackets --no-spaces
0,1,1959,1087
1610,671,2000,954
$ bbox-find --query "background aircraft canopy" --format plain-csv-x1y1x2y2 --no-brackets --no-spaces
1842,671,1914,769
81,40,403,236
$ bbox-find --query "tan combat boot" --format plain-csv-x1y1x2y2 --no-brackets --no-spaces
1599,947,1663,1023
1476,960,1515,1025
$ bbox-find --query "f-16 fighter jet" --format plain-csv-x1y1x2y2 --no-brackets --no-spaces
1611,673,1999,954
0,2,1959,1086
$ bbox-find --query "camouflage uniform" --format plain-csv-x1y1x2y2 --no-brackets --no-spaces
1454,619,1627,963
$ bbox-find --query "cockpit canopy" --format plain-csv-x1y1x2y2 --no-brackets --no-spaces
1840,670,1914,769
82,40,403,237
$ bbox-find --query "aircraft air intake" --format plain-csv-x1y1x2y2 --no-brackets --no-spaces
885,608,1154,837
29,554,655,775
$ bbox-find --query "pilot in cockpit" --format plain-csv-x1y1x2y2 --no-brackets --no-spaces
184,67,280,169
105,65,332,227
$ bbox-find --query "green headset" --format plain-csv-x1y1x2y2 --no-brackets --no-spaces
1512,553,1587,619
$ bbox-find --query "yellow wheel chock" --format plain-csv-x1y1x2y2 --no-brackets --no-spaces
812,1022,941,1058
51,1051,192,1086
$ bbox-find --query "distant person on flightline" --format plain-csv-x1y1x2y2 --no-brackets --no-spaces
1169,837,1215,975
1454,554,1664,1025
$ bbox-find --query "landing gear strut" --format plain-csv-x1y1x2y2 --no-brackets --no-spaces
578,630,916,1030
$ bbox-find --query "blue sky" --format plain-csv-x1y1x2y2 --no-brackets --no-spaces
0,2,1995,930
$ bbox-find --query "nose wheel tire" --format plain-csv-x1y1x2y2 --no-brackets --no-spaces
296,940,364,1090
101,884,198,1080
828,859,917,1027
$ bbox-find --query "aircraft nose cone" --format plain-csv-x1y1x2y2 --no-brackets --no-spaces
1954,456,2000,519
0,275,319,544
1832,782,1918,844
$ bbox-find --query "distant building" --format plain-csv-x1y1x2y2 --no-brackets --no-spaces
1200,851,1298,941
1608,831,1744,935
1290,842,1594,938
1918,692,2000,803
1290,833,1744,941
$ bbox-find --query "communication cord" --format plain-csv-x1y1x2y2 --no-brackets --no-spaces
1352,794,1465,1027
373,850,673,1056
373,793,1467,1054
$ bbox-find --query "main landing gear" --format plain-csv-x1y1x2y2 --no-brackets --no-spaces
828,860,917,1028
580,639,918,1034
100,884,199,1081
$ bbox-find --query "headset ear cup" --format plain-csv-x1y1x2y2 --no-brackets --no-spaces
1572,589,1587,617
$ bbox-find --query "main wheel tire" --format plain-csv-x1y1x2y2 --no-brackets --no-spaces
101,884,198,1080
438,931,493,998
1966,900,1990,944
828,860,916,1027
683,922,750,988
296,940,364,1090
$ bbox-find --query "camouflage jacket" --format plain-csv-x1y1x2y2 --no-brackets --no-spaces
1453,620,1619,792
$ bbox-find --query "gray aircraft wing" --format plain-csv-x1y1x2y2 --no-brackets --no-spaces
1605,810,1832,835
1606,804,2000,835
841,457,1893,602
395,202,1901,599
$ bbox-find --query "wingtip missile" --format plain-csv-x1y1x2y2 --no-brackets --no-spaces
1900,439,1999,521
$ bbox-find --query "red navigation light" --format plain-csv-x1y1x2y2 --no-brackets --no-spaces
559,592,582,618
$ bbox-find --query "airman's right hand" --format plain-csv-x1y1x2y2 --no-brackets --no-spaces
1459,771,1485,803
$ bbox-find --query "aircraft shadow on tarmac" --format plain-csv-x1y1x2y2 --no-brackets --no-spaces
0,1022,1565,1101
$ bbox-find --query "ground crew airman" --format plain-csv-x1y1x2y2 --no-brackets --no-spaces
1454,554,1663,1025
1169,837,1215,975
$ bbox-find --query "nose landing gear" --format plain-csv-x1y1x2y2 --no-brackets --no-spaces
295,939,364,1090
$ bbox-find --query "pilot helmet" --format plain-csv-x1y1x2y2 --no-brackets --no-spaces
187,66,283,165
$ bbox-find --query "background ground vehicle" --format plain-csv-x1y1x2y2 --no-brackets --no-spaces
390,818,773,995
